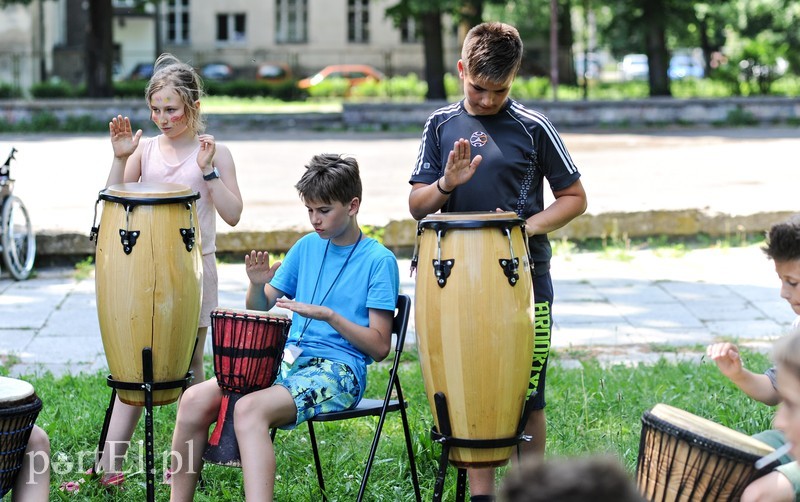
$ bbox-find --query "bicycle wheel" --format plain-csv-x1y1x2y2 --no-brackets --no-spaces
1,195,36,280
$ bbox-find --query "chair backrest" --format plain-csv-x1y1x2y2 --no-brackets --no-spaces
392,294,412,355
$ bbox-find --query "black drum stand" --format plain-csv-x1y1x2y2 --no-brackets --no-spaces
94,347,192,502
429,391,536,502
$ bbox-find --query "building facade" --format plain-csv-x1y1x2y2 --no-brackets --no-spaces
0,0,462,90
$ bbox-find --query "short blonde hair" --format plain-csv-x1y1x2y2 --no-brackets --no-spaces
145,53,206,134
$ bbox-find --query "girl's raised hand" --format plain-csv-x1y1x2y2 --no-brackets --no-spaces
109,115,142,159
197,134,216,172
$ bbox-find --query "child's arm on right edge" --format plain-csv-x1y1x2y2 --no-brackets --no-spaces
706,342,780,405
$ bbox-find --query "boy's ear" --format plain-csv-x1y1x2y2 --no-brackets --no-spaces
348,197,360,215
457,59,465,79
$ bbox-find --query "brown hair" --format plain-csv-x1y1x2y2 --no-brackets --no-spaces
461,22,523,83
763,216,800,262
145,53,205,134
295,153,362,206
499,454,644,502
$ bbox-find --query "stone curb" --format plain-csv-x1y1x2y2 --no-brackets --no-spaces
35,208,795,260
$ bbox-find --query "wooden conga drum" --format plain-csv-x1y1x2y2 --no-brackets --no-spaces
94,182,202,406
414,211,535,468
0,376,42,498
203,308,290,467
636,403,778,501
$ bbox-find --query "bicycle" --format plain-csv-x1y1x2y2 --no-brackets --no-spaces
0,147,36,280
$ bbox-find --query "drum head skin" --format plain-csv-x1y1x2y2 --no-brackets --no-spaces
0,377,34,404
650,403,774,457
105,182,195,198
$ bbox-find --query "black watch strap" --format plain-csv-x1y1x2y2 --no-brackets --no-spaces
203,167,220,181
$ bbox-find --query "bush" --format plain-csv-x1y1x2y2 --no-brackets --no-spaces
0,82,21,99
30,81,76,98
203,79,303,101
114,80,147,98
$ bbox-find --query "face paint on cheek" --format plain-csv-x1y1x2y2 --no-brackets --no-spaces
170,114,184,123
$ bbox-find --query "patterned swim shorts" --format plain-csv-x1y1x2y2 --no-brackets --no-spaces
274,356,360,429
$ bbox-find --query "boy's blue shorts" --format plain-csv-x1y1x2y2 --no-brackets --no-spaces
274,356,360,429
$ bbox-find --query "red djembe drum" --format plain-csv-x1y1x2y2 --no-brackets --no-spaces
203,308,291,467
0,376,43,498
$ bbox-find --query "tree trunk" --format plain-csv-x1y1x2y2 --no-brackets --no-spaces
642,0,670,96
422,10,447,100
86,0,114,97
457,0,483,45
559,0,577,85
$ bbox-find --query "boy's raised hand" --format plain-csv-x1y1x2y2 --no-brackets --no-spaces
109,115,142,159
443,138,482,189
245,250,281,285
706,342,744,378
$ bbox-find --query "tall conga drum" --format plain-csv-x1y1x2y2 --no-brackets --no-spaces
94,182,202,406
414,211,535,468
0,376,42,498
636,403,778,501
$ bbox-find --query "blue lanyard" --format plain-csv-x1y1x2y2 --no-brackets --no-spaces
297,231,363,344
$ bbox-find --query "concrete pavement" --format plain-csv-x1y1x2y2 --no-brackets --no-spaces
1,245,796,378
1,126,799,377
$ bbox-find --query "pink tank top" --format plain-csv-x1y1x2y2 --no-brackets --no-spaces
139,136,216,255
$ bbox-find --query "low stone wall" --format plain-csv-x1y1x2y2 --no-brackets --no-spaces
37,209,795,260
344,96,800,129
2,96,799,130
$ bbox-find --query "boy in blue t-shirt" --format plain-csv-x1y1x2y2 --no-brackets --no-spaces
408,22,587,500
170,153,399,501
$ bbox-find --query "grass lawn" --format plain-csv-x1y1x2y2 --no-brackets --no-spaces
3,345,776,500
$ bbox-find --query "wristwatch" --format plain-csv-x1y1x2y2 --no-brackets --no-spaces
203,167,220,181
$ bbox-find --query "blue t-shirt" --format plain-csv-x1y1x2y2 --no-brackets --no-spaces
409,98,581,272
268,232,399,396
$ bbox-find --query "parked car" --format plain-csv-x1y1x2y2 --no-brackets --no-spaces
256,62,293,84
620,54,649,81
126,63,154,81
200,62,234,81
297,64,384,91
668,55,704,80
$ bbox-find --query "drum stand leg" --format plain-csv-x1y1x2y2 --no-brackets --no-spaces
430,391,536,502
96,347,192,502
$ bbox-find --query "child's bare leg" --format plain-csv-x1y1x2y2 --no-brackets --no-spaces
189,326,209,387
169,379,221,502
12,425,50,502
234,386,297,501
96,398,142,475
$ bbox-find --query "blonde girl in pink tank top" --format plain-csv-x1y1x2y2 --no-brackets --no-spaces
90,53,243,488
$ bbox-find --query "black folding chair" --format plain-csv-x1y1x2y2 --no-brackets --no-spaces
273,294,421,501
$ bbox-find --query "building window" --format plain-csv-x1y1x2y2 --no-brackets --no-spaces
166,0,190,44
400,17,419,43
348,0,369,43
216,13,246,43
275,0,307,44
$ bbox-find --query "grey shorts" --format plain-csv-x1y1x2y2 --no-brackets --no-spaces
274,356,360,429
753,429,800,499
